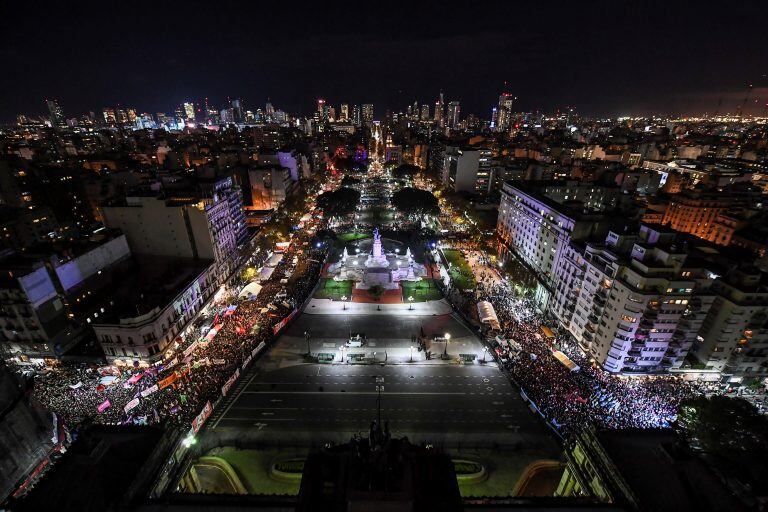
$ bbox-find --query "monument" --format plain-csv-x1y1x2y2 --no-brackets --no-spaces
365,228,390,267
327,229,427,290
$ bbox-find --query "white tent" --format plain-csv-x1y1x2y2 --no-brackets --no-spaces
266,253,284,267
258,266,276,281
552,350,580,372
477,301,501,331
238,282,263,299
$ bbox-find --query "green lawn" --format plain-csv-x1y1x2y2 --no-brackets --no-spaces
206,447,303,495
314,278,354,300
401,279,442,302
338,232,369,242
443,249,476,290
449,269,475,291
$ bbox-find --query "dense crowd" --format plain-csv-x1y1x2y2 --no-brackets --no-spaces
444,245,704,435
32,241,326,434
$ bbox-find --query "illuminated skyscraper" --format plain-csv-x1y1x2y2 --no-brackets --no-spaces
46,99,64,127
315,99,330,124
102,108,117,125
447,101,460,129
116,108,129,125
420,104,430,121
340,103,349,121
434,91,444,126
231,98,244,122
352,105,361,126
496,92,515,132
183,102,195,121
361,104,374,127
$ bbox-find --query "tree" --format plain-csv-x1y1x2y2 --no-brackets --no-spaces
391,187,440,218
369,285,385,301
333,157,354,172
316,187,361,218
340,175,361,187
678,395,768,493
392,164,419,179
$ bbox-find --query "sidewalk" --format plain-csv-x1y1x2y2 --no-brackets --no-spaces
303,298,454,316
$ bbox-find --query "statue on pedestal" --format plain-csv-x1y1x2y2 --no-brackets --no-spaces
365,228,389,268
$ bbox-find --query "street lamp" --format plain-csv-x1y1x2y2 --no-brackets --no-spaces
482,346,488,363
341,296,348,310
444,332,451,357
305,331,311,356
410,345,414,363
408,296,414,310
340,345,346,364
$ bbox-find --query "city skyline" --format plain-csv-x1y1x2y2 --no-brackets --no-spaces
2,1,768,122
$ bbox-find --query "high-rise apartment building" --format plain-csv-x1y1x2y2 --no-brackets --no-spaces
661,188,759,241
497,182,618,308
441,146,492,194
694,267,768,379
551,226,701,373
102,176,243,285
339,103,349,121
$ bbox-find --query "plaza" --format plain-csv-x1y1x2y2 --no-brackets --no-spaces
206,302,560,449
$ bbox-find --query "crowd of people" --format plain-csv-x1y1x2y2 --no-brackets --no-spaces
32,239,326,434
441,244,706,435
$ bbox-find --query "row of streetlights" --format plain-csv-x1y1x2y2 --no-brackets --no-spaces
339,295,415,310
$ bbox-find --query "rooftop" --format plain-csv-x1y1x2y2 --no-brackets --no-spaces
93,255,213,324
595,429,747,512
12,426,169,512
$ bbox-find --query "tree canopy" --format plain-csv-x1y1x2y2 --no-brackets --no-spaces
332,157,354,172
391,187,440,218
678,395,768,493
316,187,361,218
340,175,361,187
392,164,420,179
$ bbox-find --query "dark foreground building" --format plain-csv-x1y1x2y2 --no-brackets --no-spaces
0,362,56,502
556,428,750,511
296,425,462,512
10,425,175,512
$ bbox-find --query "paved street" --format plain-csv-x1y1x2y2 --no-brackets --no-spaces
210,312,559,451
276,312,485,363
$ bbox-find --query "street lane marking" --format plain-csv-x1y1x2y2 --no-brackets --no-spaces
229,407,299,410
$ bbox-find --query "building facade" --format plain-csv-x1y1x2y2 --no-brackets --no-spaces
92,261,218,365
497,182,612,308
551,226,702,373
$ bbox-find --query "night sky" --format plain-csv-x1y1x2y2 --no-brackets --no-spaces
1,0,767,122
